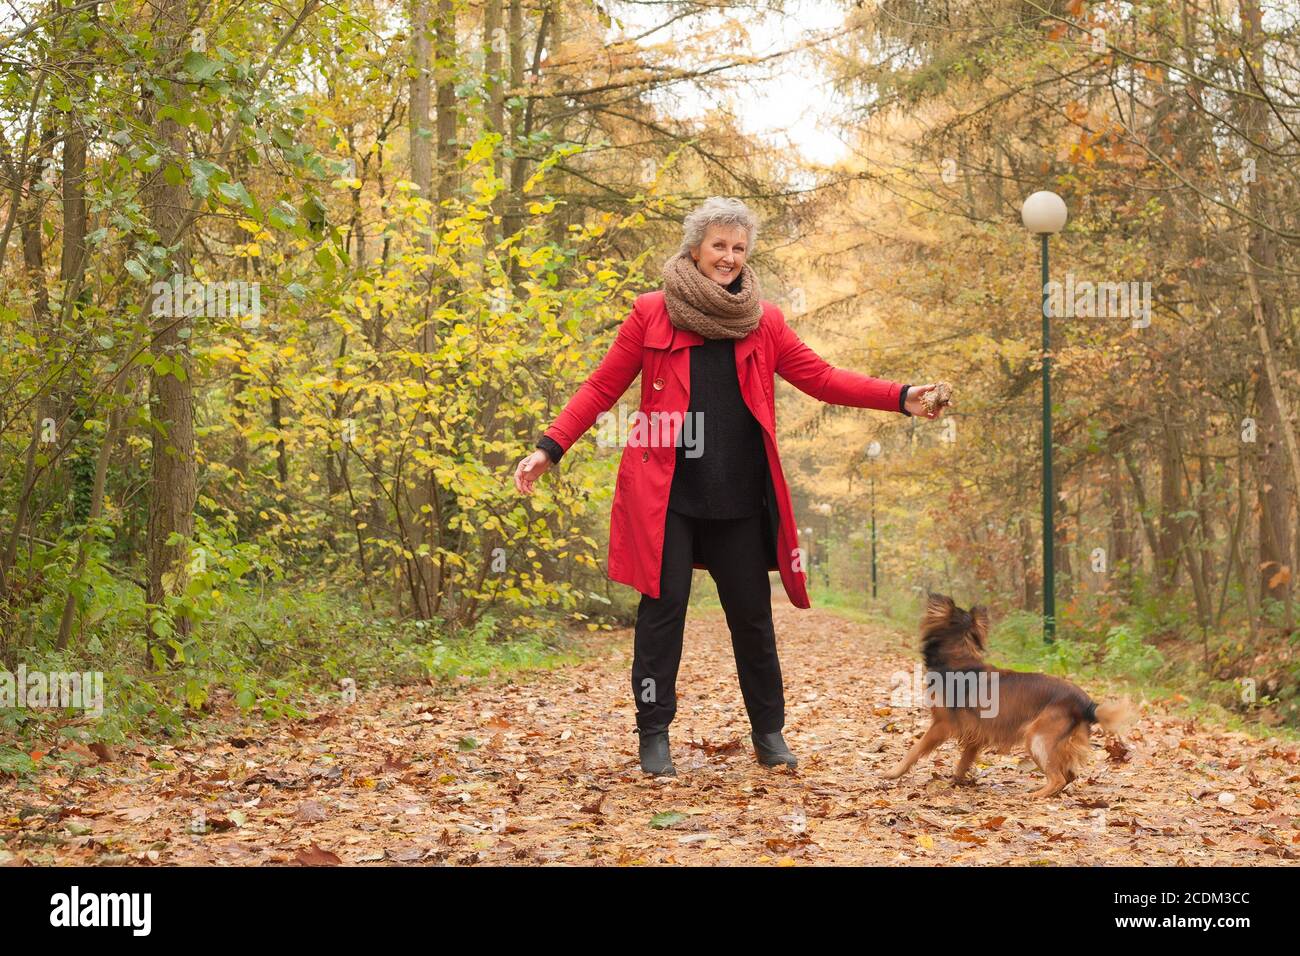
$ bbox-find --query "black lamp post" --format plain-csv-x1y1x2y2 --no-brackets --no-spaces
867,440,881,600
1021,190,1068,644
803,526,814,586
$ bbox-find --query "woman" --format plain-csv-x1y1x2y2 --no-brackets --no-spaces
513,197,946,776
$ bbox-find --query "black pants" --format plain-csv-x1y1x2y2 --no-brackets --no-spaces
632,506,785,735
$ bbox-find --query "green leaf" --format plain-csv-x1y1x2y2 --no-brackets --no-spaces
189,108,213,135
649,811,686,829
183,51,222,81
268,203,298,230
216,180,255,210
125,259,149,282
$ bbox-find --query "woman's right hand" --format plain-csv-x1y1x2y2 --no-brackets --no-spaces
514,449,553,495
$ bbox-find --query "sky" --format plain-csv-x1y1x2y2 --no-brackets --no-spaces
606,0,856,169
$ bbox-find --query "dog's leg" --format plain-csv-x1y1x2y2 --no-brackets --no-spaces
1060,724,1091,787
1029,769,1068,799
883,721,949,780
952,743,981,785
1026,717,1078,798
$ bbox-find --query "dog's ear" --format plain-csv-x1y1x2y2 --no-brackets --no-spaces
969,604,989,649
922,592,956,632
925,592,955,613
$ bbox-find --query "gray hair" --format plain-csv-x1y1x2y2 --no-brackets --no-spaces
677,196,759,257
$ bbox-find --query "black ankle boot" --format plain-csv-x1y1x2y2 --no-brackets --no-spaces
638,729,676,776
752,730,797,768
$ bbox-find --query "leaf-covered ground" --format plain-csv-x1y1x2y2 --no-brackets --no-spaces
4,603,1299,866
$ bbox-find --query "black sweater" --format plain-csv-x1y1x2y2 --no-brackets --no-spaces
666,330,769,519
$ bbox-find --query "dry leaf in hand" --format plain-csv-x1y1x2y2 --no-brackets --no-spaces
921,382,953,415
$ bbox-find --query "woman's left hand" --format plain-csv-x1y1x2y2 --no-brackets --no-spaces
904,384,948,419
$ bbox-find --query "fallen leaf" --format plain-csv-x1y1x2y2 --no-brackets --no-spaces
650,811,686,830
294,844,342,866
296,800,328,823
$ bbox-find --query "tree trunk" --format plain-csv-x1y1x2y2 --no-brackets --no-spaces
1236,0,1297,623
144,0,198,653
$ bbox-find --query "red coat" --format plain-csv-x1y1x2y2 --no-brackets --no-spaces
542,290,907,609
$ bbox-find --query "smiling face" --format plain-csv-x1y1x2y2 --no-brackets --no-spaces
690,222,749,286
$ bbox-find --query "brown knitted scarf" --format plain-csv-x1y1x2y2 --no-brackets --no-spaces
661,250,763,339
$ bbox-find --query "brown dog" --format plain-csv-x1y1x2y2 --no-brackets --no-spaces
882,593,1135,798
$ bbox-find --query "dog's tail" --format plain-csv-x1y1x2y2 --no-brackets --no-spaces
1083,696,1136,735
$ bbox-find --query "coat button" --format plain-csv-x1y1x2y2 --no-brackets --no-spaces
652,377,664,390
641,451,649,462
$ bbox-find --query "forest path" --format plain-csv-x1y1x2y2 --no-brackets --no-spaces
5,603,1298,866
